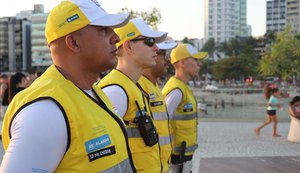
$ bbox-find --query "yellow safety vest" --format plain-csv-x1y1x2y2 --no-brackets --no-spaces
2,65,135,173
99,69,162,173
138,75,172,173
162,76,198,157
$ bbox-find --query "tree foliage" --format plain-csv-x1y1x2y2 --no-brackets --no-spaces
201,38,215,57
212,55,258,80
259,27,300,80
120,8,161,30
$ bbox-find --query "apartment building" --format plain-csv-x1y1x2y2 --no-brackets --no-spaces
0,17,31,72
266,0,286,33
30,5,51,71
204,0,249,43
286,0,300,34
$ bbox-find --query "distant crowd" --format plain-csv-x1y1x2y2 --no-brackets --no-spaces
0,72,42,118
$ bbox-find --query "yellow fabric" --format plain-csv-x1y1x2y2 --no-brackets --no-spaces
138,76,172,173
170,44,208,64
114,21,142,48
45,1,90,43
98,70,162,173
162,76,198,156
2,65,133,173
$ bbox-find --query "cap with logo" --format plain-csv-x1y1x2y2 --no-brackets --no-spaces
45,0,130,44
170,44,208,64
114,18,168,48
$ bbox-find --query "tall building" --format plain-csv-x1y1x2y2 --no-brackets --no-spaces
0,17,31,72
30,4,51,71
266,0,286,33
286,0,300,34
204,0,249,43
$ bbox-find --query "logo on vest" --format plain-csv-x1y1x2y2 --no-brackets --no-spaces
149,93,156,100
85,134,111,153
183,103,193,112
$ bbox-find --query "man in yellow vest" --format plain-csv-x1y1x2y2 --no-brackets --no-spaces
162,44,208,173
137,41,177,173
98,18,167,173
1,0,136,172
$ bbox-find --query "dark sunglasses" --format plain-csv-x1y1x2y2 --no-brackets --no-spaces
130,37,156,47
157,50,170,61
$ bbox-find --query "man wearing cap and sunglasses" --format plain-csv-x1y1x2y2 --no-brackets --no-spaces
137,41,177,173
162,44,208,173
98,18,167,172
1,0,136,172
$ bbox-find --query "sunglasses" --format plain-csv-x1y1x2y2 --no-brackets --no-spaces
157,50,170,61
130,37,156,47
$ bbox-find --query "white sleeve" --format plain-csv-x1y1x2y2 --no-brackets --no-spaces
0,100,68,173
165,89,183,120
102,85,128,118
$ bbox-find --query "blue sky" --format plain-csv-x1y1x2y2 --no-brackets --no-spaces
0,0,266,40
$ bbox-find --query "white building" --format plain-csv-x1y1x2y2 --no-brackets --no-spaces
30,4,52,70
286,0,300,34
266,0,286,33
204,0,249,43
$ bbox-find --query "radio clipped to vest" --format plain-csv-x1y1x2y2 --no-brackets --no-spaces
135,101,158,147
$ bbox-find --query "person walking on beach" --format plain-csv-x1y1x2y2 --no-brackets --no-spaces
0,0,136,172
137,41,177,172
98,18,167,172
162,43,208,173
255,86,282,137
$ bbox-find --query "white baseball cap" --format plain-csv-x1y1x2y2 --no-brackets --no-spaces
114,18,168,48
45,0,130,44
157,41,178,50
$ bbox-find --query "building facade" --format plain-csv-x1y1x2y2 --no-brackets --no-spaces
30,4,51,71
204,0,249,43
286,0,300,34
0,17,31,72
266,0,286,33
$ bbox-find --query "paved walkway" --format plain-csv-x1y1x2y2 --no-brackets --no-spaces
1,121,300,172
193,121,300,173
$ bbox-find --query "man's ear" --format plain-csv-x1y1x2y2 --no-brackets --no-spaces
123,41,133,55
65,35,80,52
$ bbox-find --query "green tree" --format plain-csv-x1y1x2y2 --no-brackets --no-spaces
201,38,215,57
120,8,161,30
212,56,258,80
259,27,300,80
199,59,214,76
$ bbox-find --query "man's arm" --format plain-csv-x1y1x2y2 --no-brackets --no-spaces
165,89,183,120
0,100,68,172
102,85,128,118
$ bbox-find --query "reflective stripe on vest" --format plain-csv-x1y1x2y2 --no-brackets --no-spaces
100,158,132,173
152,112,168,120
126,127,141,138
159,135,172,145
173,113,197,120
174,144,198,153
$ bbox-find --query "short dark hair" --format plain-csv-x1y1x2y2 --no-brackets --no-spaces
290,96,300,106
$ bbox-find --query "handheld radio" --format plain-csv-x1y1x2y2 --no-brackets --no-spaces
135,101,158,147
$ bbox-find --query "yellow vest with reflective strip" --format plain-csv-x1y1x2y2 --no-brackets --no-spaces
99,69,162,173
162,76,198,156
2,65,135,173
138,75,172,173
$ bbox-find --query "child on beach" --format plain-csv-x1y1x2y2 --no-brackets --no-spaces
255,85,282,137
289,96,300,119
